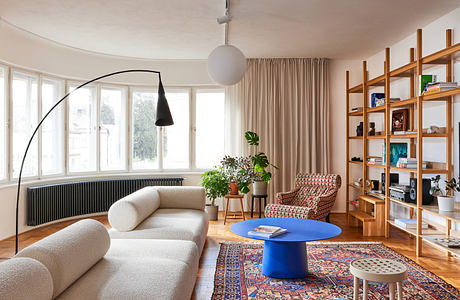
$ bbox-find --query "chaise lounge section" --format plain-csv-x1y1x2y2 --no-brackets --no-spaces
0,186,209,300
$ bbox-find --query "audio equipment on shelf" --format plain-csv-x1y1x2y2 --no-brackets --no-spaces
409,178,434,205
389,185,411,202
381,173,399,195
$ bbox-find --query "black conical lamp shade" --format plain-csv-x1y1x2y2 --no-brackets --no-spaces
155,78,174,126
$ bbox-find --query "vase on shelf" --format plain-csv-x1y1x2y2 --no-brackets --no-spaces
437,196,455,212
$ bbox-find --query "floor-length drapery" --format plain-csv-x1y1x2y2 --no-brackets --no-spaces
225,58,330,208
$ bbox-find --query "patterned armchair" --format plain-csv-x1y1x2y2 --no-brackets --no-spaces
265,173,341,222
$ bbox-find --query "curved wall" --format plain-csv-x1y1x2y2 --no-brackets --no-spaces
0,20,213,240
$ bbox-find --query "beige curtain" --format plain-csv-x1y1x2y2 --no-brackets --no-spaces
225,58,330,208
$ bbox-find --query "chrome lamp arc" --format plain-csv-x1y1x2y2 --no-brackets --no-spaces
14,69,173,254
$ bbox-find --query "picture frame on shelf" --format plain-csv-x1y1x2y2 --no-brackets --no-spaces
392,109,409,132
383,142,408,166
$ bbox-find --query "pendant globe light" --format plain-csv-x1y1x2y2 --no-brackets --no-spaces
207,0,246,86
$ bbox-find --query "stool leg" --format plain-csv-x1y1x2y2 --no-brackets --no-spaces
363,279,368,300
259,198,262,218
224,197,229,225
251,196,254,218
353,276,359,300
389,282,395,300
397,282,403,300
239,197,245,220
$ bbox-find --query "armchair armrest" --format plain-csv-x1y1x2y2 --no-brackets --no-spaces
310,189,338,220
276,187,300,205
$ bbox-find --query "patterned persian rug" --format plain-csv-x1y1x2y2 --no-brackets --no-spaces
212,242,460,299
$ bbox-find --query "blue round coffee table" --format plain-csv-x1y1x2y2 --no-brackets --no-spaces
231,218,341,278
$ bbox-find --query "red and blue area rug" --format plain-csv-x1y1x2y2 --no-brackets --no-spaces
212,242,460,299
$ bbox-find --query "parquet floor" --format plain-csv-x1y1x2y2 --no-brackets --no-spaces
1,213,459,299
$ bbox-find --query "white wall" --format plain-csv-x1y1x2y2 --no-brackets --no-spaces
0,20,213,240
330,7,460,221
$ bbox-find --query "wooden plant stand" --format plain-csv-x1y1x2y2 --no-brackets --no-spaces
223,194,245,225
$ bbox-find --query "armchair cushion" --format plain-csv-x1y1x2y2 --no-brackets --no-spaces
265,203,312,219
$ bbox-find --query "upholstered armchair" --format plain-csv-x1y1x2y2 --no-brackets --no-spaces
265,173,341,222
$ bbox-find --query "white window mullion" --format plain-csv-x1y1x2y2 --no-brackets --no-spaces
64,80,69,176
127,86,132,172
37,75,43,178
158,127,163,170
96,84,101,172
190,88,196,170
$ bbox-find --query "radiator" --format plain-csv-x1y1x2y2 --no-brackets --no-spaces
27,177,184,226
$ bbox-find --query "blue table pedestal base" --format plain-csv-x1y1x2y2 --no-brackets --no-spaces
262,240,308,278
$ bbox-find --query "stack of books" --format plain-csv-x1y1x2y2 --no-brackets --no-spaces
422,82,458,95
418,75,437,95
367,157,383,165
396,158,426,169
351,107,363,112
393,130,417,135
248,225,287,238
394,218,428,229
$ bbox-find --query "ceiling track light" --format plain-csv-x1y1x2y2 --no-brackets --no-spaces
207,0,247,86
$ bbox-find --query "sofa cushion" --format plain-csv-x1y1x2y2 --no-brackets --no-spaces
15,219,110,299
55,257,196,300
109,208,208,253
0,257,53,300
107,239,200,271
156,186,206,210
108,186,160,231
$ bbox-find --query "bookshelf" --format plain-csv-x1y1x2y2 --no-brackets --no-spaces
346,29,459,257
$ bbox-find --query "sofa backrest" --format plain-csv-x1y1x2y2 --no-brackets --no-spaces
0,257,53,300
156,186,206,210
15,219,110,299
108,186,161,231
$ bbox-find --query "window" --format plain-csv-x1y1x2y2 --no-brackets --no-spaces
195,89,225,168
162,90,190,169
68,84,97,172
100,86,127,171
41,78,64,176
0,67,5,180
12,71,38,178
132,89,159,170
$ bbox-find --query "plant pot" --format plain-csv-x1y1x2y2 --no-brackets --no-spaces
205,204,219,221
229,182,239,195
253,181,268,196
437,195,455,212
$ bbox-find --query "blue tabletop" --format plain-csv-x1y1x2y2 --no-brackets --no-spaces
231,218,341,242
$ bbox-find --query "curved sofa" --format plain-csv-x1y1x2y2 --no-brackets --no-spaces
0,186,209,300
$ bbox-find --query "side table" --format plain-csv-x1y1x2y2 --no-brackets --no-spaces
251,194,268,218
224,194,245,225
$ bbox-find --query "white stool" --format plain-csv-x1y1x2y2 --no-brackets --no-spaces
350,258,408,300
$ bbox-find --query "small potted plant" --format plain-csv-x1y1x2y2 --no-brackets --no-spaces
244,131,278,195
201,168,230,221
430,175,459,212
220,155,254,195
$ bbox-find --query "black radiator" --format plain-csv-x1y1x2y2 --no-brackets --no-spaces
27,177,183,226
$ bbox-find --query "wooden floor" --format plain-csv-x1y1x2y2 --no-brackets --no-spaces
1,212,459,299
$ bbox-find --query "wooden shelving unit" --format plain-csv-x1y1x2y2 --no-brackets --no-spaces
346,29,458,257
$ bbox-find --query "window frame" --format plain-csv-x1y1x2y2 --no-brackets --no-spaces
0,64,8,183
40,75,66,178
0,61,226,185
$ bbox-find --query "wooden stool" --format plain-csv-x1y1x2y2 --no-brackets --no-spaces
224,194,245,225
251,194,267,218
350,258,407,300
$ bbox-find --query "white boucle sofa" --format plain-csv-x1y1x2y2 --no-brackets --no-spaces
0,186,209,300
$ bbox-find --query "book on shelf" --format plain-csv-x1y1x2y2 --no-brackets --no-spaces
393,130,417,135
418,75,437,95
248,225,287,238
351,107,363,112
422,82,458,95
394,218,428,229
367,157,383,164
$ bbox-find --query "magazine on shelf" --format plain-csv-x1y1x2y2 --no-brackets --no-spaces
248,225,287,238
394,218,428,229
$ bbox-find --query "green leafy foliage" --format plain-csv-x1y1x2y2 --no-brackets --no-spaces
200,169,230,205
133,98,157,161
245,131,259,146
430,175,460,196
244,131,278,183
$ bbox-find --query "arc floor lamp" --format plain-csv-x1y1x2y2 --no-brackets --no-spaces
15,69,173,254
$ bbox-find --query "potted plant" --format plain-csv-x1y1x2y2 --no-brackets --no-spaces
244,131,278,195
201,168,230,221
220,155,254,194
430,175,459,212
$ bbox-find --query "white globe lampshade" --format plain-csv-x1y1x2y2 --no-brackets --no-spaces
207,44,246,86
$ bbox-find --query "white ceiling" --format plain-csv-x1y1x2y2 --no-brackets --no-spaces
1,0,460,60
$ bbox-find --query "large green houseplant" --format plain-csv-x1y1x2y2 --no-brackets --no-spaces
200,168,229,220
244,131,278,195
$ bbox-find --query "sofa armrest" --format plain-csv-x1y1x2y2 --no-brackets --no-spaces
276,187,300,205
156,186,206,211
